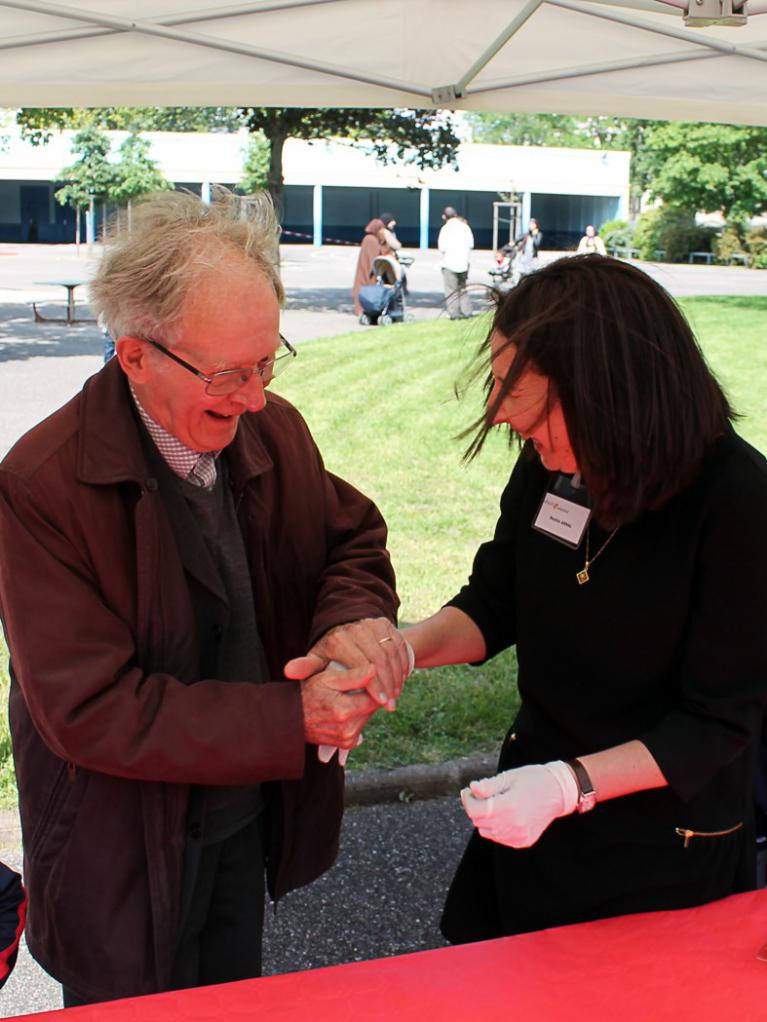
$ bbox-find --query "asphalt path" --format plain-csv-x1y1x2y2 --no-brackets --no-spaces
0,797,472,1016
2,242,766,457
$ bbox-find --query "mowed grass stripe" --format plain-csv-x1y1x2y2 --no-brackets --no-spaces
1,296,764,786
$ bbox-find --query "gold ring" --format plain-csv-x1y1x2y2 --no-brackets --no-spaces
378,636,394,645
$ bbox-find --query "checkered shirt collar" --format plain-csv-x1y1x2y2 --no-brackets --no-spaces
129,382,220,486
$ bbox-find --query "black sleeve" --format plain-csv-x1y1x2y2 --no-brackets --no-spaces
639,467,767,801
445,447,538,662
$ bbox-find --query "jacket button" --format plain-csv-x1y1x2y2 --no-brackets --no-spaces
188,822,202,840
211,624,223,641
145,478,159,492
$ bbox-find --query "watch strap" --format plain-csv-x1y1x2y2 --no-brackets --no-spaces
566,757,597,814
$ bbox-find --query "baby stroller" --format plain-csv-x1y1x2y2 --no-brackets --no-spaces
488,241,522,288
358,255,410,326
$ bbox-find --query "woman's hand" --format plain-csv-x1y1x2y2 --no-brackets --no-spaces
461,762,579,848
463,742,669,848
284,617,412,710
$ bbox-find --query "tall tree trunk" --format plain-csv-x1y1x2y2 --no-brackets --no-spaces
267,131,287,221
267,131,289,270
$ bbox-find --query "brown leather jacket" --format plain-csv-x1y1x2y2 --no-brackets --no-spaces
0,358,398,1001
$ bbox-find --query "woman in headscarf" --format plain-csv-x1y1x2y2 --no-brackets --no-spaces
352,218,385,316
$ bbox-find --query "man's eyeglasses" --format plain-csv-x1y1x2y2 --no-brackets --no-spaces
144,335,297,396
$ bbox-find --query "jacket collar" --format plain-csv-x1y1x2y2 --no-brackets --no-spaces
76,357,273,489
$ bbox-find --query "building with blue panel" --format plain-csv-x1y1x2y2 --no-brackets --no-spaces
0,129,630,250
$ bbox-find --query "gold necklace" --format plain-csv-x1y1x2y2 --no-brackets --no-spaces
576,526,619,585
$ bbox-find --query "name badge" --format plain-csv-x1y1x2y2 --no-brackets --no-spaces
533,491,590,548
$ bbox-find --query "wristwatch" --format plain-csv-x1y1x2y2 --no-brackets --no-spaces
567,758,597,814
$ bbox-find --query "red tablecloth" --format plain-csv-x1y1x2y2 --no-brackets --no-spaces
10,890,767,1022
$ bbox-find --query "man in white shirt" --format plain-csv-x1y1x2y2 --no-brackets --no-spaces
438,206,474,320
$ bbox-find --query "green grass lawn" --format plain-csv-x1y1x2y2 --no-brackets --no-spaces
1,295,765,790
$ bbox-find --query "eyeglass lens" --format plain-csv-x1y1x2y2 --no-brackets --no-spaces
204,349,293,396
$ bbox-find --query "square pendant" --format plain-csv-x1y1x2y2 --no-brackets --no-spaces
576,568,590,585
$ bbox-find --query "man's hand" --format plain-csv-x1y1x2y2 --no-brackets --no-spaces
285,617,411,711
460,762,579,848
300,662,382,749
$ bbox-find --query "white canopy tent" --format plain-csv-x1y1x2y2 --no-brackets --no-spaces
0,0,766,125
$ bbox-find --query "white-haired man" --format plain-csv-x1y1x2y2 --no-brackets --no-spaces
0,190,409,1005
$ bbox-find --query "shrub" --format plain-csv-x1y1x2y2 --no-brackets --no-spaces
599,219,634,250
713,226,745,265
633,208,663,260
751,252,767,270
634,206,713,262
745,227,767,260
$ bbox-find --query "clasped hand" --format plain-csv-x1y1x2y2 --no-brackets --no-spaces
284,617,413,751
461,761,579,848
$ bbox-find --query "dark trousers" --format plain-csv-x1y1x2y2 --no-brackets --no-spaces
442,268,472,319
62,818,265,1007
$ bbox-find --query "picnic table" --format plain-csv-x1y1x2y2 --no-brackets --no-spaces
7,889,767,1021
33,280,95,326
688,251,714,265
608,245,640,260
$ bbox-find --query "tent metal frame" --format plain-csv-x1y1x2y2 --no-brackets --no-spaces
0,0,765,106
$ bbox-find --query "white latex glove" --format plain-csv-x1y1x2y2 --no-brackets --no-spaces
318,643,415,766
461,761,579,848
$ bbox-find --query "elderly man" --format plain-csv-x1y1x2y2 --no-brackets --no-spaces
0,190,408,1005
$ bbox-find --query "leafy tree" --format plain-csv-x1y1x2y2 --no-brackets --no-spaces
473,113,767,222
467,112,586,148
239,132,270,194
16,106,241,145
641,121,767,222
0,109,10,154
110,133,171,204
54,125,116,247
467,112,652,215
238,108,460,210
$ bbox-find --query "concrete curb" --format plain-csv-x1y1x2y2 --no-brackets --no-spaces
0,755,499,853
345,753,497,807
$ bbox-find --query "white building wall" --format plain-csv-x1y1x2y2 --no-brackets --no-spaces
0,128,629,200
0,127,630,247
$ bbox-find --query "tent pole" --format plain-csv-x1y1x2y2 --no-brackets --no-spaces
0,0,354,51
547,0,767,63
467,46,719,93
465,28,767,95
0,0,433,97
454,0,545,94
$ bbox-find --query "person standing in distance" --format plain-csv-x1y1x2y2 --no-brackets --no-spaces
438,206,474,320
0,189,410,1006
577,224,606,256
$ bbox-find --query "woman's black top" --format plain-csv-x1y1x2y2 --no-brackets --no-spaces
442,430,767,941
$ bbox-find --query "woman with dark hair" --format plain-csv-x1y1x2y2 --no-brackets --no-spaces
403,254,767,941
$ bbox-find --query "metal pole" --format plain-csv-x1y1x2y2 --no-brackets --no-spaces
313,184,323,247
455,0,545,94
0,0,434,96
419,188,430,251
